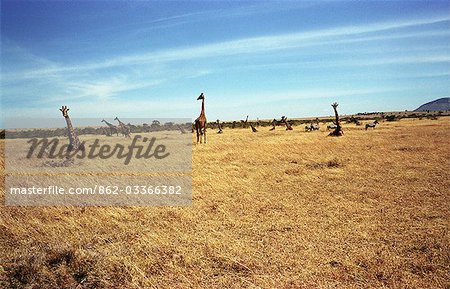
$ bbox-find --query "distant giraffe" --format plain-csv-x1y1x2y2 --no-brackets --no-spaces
59,106,84,151
101,127,111,136
241,115,249,128
216,119,223,134
101,119,119,136
114,117,131,138
269,118,276,131
250,124,258,132
281,116,293,130
195,93,207,144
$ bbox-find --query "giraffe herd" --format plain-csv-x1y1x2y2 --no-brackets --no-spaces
192,93,382,143
58,93,379,148
100,118,132,138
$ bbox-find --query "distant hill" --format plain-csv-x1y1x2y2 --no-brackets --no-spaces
415,97,450,112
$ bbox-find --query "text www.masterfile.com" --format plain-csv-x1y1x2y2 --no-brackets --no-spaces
9,185,184,195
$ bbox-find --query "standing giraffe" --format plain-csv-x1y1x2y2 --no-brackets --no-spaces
329,102,344,136
114,117,131,138
195,93,207,144
59,106,84,151
101,119,119,136
101,126,111,136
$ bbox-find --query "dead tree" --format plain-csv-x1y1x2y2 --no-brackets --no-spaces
269,118,276,131
329,102,344,136
281,116,293,130
241,115,249,128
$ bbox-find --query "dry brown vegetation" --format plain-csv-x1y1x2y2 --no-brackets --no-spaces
0,117,449,288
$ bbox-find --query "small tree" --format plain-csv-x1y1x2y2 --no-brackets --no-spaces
385,115,397,122
329,102,343,136
151,120,161,131
142,123,150,132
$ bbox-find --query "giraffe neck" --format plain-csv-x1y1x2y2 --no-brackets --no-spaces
116,118,125,126
65,116,80,147
200,99,205,116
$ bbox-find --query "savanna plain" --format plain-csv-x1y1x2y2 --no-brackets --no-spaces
0,117,449,288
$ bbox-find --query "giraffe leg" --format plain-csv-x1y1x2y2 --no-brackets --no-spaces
203,128,207,144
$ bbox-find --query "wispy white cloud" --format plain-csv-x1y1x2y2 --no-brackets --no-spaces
2,12,449,120
130,2,317,34
57,77,164,101
4,15,449,82
208,87,412,108
226,54,450,71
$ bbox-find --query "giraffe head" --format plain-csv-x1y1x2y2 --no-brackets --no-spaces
101,119,106,123
197,93,204,100
332,102,339,109
114,117,119,121
60,106,70,118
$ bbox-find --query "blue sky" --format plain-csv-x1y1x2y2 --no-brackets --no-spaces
1,1,449,123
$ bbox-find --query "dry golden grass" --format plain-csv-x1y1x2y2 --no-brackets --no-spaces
0,117,449,288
